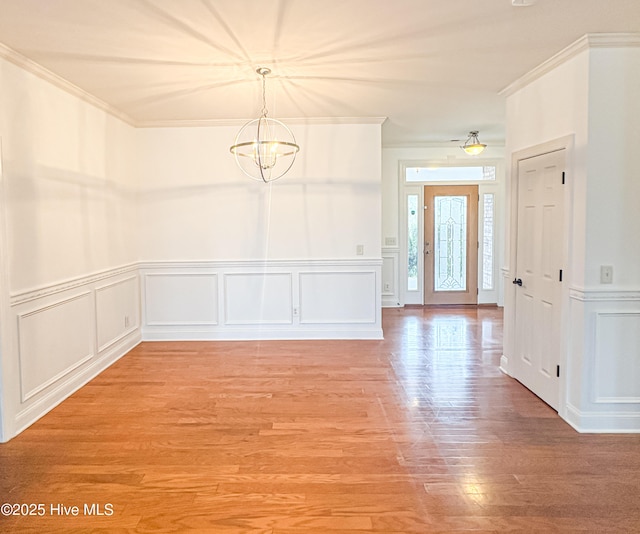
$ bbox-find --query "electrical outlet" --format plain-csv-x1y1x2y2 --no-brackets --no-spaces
600,265,613,284
356,244,364,255
124,315,130,328
293,307,299,316
384,282,391,291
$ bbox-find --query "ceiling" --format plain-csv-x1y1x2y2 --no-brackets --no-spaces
0,0,638,147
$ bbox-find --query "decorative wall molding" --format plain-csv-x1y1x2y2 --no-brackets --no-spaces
593,311,640,404
500,33,640,97
144,272,219,326
6,265,142,441
136,116,388,129
299,271,377,325
223,272,293,325
382,249,400,307
141,259,383,341
569,287,640,302
138,259,380,270
10,264,139,306
95,275,140,353
0,43,135,126
0,44,387,133
17,291,94,402
14,329,140,439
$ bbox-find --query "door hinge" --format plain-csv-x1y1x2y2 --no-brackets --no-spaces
556,365,560,378
559,269,563,282
562,171,565,185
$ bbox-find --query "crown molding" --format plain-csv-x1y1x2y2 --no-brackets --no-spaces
135,116,388,128
0,42,136,126
500,32,640,97
0,42,388,131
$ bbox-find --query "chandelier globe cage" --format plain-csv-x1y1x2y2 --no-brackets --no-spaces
230,67,300,183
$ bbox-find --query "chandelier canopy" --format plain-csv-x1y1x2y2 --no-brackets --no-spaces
230,67,300,183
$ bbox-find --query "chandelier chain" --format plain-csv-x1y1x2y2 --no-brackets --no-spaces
261,72,268,118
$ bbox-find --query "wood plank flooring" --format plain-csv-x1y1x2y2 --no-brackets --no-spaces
1,306,639,532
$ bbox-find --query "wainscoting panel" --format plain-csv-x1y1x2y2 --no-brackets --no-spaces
299,271,377,324
96,275,140,352
563,288,640,433
5,265,142,442
594,312,640,403
144,272,218,326
18,292,94,402
140,260,383,340
224,273,292,325
381,248,400,307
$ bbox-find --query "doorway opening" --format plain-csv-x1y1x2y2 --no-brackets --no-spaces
400,161,501,307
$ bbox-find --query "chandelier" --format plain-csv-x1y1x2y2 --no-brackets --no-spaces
230,67,300,183
460,131,487,156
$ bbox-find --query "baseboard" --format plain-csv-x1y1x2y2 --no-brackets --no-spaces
8,331,141,442
563,402,640,433
499,354,510,375
142,327,384,341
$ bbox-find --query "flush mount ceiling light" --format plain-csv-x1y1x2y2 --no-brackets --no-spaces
230,67,300,183
460,131,487,156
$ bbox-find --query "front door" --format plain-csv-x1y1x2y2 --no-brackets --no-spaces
423,185,478,305
512,150,565,410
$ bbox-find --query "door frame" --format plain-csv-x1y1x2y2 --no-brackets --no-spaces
503,135,574,419
398,159,504,307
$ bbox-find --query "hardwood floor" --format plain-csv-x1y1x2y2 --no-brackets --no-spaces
1,306,639,532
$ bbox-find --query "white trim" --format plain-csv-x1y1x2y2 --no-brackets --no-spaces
137,117,388,128
500,33,640,97
499,355,510,376
10,264,139,306
12,332,141,441
17,291,94,402
0,43,388,131
564,402,640,433
143,272,219,327
0,43,135,126
0,137,10,441
138,258,383,270
142,327,383,341
569,287,640,302
95,276,140,353
592,311,640,404
223,272,293,326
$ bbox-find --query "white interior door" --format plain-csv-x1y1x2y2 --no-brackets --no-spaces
513,150,565,410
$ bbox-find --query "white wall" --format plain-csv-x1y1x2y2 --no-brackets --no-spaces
0,52,385,439
382,145,506,307
586,47,640,287
136,121,384,341
0,56,141,441
503,36,640,432
1,60,138,292
137,122,382,261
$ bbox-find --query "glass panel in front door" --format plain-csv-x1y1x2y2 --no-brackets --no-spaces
434,195,467,292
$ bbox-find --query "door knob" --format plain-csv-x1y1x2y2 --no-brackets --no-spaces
512,278,523,286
